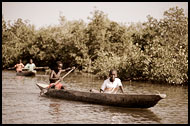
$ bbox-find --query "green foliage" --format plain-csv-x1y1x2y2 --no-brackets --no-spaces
2,7,188,85
2,18,36,67
131,7,188,84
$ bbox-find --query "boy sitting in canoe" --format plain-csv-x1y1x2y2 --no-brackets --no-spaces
24,59,36,73
90,69,125,94
100,69,125,94
14,59,25,72
48,61,74,90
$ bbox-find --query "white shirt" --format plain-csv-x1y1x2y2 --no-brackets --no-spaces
101,78,123,94
24,63,36,71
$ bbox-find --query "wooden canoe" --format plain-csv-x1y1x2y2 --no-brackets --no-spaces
16,71,36,76
36,83,166,108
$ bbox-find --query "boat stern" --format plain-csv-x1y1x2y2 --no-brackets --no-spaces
158,94,167,99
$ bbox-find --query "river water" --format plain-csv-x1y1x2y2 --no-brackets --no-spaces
2,70,188,124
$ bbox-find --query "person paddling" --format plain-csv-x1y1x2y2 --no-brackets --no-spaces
14,59,24,72
48,61,75,90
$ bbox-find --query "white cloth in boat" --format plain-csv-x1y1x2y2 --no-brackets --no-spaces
101,78,123,94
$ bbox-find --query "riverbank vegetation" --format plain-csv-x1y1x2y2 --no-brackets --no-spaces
2,7,188,85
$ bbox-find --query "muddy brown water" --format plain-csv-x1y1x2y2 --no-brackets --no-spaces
2,70,188,124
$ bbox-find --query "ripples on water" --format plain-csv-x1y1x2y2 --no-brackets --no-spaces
2,70,188,124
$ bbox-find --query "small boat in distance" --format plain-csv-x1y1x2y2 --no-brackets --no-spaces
16,70,36,76
36,83,166,108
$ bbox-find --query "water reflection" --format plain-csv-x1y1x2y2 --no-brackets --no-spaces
45,95,162,124
15,75,24,80
102,106,161,124
49,103,61,115
48,103,62,123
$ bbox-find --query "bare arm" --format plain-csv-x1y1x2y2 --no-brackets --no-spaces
21,63,24,68
58,68,70,74
100,89,104,93
58,67,75,74
60,69,66,72
119,86,125,94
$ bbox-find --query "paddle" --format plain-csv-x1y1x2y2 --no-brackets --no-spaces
34,67,49,70
51,66,76,87
40,67,76,95
7,67,15,70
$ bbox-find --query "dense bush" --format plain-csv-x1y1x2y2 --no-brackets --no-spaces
131,7,188,84
2,7,188,85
